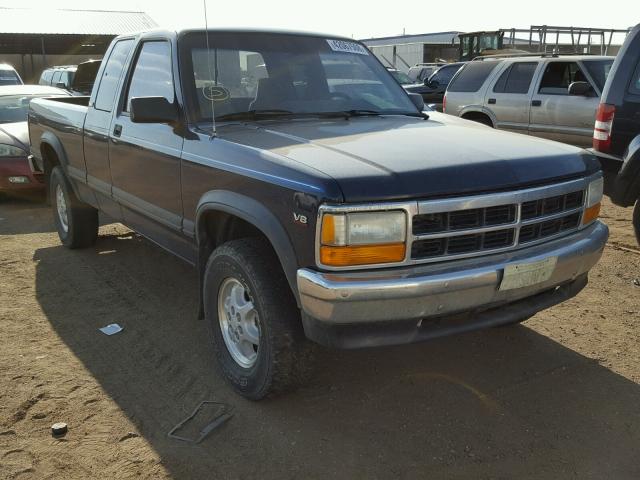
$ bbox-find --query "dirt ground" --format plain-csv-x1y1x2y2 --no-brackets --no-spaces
1,193,639,480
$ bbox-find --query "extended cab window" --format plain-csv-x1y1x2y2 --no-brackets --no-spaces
493,62,537,94
94,39,133,111
447,62,498,93
125,41,174,111
538,62,587,95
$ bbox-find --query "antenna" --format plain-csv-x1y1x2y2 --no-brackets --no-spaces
203,0,217,138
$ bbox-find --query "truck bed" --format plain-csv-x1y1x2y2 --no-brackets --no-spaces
28,96,90,174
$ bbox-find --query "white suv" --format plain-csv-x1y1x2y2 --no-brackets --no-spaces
444,55,614,148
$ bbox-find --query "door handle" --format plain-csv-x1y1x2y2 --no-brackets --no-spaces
531,100,542,107
488,98,496,104
113,124,122,137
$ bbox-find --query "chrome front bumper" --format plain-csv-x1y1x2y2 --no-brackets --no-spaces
297,221,608,328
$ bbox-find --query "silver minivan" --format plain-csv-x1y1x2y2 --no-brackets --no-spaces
444,55,614,147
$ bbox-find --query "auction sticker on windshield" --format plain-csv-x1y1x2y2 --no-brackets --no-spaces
326,39,369,55
499,256,557,291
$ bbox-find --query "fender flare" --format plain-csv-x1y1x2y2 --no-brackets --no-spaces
39,131,71,169
612,134,640,207
195,190,300,303
459,106,497,127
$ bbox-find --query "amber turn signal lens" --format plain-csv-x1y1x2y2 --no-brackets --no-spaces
582,202,601,225
320,243,406,267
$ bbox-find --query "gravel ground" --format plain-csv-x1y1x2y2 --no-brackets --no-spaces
1,194,639,480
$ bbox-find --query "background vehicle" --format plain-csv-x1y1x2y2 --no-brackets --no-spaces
594,24,640,242
0,85,69,193
404,62,464,111
69,60,101,95
39,65,76,90
387,68,413,85
407,62,445,83
444,55,615,147
29,29,606,400
0,64,23,86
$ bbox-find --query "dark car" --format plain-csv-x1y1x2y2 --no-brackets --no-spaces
29,29,606,399
0,85,69,194
70,60,101,95
592,24,640,242
404,62,464,110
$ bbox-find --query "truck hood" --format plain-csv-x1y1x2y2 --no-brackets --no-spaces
0,122,29,151
219,112,600,202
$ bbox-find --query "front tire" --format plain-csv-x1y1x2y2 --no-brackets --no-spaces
50,166,98,249
203,238,313,399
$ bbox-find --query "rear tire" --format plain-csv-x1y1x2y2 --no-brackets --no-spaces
203,238,314,400
50,166,98,249
464,114,493,127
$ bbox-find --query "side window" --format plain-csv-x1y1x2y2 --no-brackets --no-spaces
447,62,499,93
125,41,173,112
493,62,537,94
94,39,134,112
432,66,458,85
52,71,62,85
630,60,640,95
538,62,585,95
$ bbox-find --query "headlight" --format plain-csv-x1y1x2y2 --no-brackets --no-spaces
0,144,26,157
319,210,407,267
583,176,603,225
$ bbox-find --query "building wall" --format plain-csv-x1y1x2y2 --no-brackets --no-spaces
0,53,103,83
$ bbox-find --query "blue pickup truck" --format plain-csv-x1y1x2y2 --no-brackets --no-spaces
28,29,607,399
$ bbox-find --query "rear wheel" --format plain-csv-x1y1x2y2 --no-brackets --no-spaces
203,238,314,400
50,166,98,249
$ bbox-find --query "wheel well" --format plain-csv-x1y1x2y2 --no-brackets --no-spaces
461,111,493,127
196,210,279,318
40,143,60,181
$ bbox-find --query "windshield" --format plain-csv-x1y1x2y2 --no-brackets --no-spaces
0,94,54,123
179,32,418,122
390,70,413,85
0,69,21,86
582,59,614,91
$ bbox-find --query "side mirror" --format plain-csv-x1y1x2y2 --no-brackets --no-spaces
130,96,177,123
426,79,439,89
55,82,66,89
568,81,592,96
408,93,425,111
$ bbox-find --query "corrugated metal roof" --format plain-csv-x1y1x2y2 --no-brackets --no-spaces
0,8,157,35
361,32,462,46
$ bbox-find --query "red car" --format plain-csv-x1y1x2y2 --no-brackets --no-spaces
0,85,69,194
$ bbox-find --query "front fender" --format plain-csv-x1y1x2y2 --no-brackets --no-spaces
196,190,300,301
612,134,640,207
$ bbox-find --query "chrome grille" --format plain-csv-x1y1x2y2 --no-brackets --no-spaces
410,186,586,262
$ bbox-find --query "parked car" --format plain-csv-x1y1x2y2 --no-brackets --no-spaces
69,60,101,95
387,68,413,85
29,29,607,399
444,55,615,148
592,24,640,242
0,64,23,86
407,63,446,83
0,85,69,194
39,65,76,90
404,62,465,110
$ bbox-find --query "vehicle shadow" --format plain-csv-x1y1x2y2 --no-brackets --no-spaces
33,234,640,479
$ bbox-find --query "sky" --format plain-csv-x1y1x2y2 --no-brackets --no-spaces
0,0,635,40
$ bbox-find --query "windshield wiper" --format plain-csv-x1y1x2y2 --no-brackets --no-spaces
321,109,426,119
